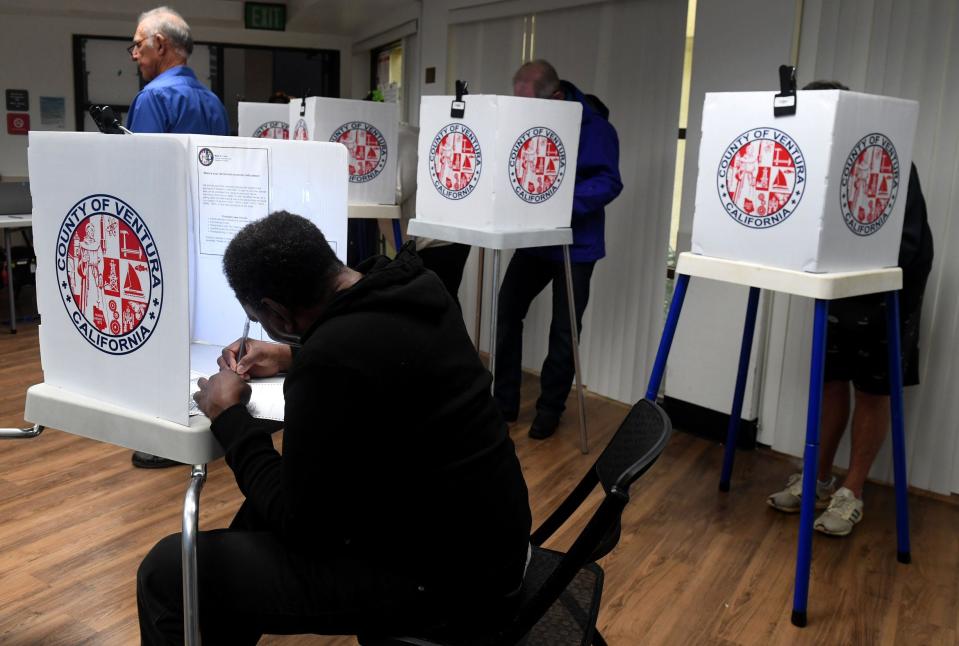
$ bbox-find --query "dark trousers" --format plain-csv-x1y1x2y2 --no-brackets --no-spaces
493,252,595,421
137,502,446,645
418,243,471,306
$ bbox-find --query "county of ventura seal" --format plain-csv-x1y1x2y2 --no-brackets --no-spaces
839,133,900,236
717,128,806,229
56,194,163,355
292,118,309,141
330,121,388,183
253,120,289,139
197,147,214,166
509,127,567,204
429,123,482,200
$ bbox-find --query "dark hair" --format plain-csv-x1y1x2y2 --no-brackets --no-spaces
223,211,343,310
803,80,850,91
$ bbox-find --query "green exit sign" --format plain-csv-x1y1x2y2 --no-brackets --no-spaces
245,2,286,31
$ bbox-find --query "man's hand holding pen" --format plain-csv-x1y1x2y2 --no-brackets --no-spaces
194,331,293,421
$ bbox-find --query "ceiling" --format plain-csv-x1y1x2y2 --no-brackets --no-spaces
0,0,422,39
284,0,421,36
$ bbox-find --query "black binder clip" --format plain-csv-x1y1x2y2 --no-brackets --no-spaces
451,80,468,118
774,65,797,117
299,89,311,117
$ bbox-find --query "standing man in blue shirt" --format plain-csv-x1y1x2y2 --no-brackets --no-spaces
126,6,229,136
494,60,623,440
127,6,228,469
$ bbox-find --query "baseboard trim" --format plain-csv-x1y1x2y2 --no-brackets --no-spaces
661,396,757,450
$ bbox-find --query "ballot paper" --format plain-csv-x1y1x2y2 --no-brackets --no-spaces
190,342,285,421
189,373,285,421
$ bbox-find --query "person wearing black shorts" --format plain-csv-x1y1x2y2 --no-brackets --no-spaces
767,80,934,537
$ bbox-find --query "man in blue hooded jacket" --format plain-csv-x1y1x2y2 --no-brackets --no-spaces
494,60,623,439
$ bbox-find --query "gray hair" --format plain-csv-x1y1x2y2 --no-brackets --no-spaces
138,6,193,58
513,59,560,99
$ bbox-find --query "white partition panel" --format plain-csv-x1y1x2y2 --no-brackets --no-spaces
29,132,191,426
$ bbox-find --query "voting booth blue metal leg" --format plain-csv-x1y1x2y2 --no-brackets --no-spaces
645,274,690,401
884,291,912,564
791,298,829,628
562,245,589,454
719,286,761,492
182,464,207,646
392,220,403,254
0,424,44,439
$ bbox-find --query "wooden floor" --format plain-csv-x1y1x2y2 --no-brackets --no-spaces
1,316,958,645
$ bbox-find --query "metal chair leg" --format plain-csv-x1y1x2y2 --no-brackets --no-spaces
0,424,44,439
562,245,589,454
488,249,502,391
719,287,761,491
791,298,829,628
182,464,207,646
884,290,911,564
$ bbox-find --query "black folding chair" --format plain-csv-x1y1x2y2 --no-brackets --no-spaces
360,398,672,646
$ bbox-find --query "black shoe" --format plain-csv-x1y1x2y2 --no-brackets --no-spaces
131,451,182,469
528,413,560,439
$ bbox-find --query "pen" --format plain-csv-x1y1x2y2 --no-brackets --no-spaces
235,318,250,370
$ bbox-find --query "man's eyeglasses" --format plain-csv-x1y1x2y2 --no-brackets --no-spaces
127,35,153,56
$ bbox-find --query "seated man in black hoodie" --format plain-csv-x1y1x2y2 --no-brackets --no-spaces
137,211,532,645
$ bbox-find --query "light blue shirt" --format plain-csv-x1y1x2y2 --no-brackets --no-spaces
127,66,229,135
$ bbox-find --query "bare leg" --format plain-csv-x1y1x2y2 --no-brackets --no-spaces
842,389,890,498
817,381,851,482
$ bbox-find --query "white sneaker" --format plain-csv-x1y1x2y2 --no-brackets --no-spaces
766,473,835,513
814,487,864,536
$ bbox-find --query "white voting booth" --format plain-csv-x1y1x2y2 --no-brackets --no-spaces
415,94,581,231
237,102,290,139
27,132,347,427
407,93,594,451
290,96,398,205
692,90,918,272
653,87,918,627
21,130,347,644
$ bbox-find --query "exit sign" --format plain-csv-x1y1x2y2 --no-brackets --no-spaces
245,2,286,31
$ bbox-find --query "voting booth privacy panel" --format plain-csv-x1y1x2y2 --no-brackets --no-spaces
237,102,290,139
415,95,582,231
691,90,919,273
290,97,398,205
28,132,347,426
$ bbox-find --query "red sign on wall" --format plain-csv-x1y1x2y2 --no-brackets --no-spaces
7,113,29,135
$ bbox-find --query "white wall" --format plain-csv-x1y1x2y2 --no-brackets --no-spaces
0,10,351,179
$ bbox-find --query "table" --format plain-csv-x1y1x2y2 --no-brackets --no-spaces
407,220,591,454
0,213,32,334
646,252,909,627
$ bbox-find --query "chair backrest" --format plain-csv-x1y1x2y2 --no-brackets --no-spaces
504,398,672,644
358,399,672,646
